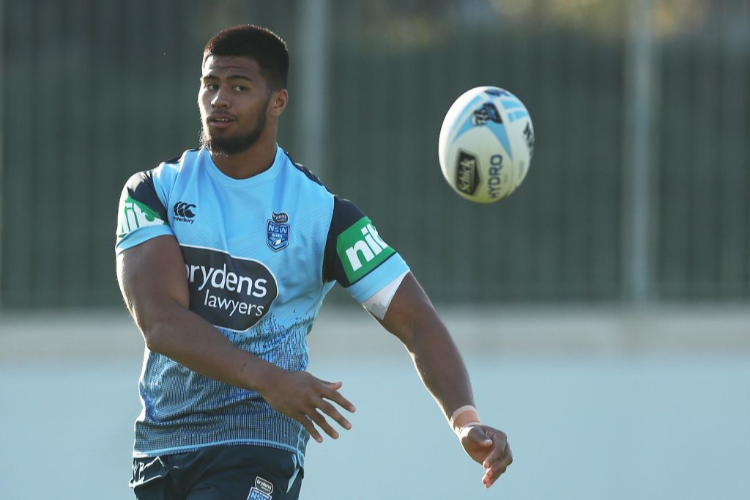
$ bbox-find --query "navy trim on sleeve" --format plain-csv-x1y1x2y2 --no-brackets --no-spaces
322,196,368,286
125,170,168,222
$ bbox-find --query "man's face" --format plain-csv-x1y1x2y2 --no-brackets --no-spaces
198,55,273,156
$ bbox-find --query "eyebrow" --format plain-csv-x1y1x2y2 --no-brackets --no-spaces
201,74,254,82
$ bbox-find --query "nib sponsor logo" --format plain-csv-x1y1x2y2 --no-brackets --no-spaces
182,245,278,331
117,196,166,238
345,224,387,272
337,217,395,284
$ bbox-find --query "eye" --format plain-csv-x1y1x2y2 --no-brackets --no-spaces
203,82,218,91
232,85,248,92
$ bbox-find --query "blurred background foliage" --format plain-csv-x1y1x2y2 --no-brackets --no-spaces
1,0,748,308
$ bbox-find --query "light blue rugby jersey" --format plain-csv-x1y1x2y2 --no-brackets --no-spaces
115,146,409,464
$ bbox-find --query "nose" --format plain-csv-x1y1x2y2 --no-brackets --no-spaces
211,87,230,108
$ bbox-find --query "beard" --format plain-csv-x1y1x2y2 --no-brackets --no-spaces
200,110,268,157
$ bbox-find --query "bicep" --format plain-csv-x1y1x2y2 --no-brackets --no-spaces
117,235,189,330
377,272,443,346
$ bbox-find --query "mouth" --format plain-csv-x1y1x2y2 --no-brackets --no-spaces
207,115,236,129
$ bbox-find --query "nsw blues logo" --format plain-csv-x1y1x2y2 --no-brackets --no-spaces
267,212,290,252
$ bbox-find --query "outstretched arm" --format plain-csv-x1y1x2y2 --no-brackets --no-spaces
116,234,355,443
376,272,512,488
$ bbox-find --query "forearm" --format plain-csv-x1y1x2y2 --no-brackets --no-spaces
403,317,476,421
117,237,280,393
379,276,511,486
378,273,477,421
117,234,355,444
135,300,278,392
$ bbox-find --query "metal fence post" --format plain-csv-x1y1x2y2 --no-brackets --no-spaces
0,0,5,308
623,0,659,304
295,0,330,177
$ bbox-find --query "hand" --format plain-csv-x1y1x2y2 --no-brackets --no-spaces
458,424,513,488
258,368,356,443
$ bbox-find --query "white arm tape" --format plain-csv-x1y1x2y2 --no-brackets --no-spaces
361,271,409,320
449,405,479,427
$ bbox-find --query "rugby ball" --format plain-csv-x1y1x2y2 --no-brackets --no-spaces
438,86,535,203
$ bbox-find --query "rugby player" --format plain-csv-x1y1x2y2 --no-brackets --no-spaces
116,24,512,499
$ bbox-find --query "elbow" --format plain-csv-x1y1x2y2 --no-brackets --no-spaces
141,327,164,353
128,295,188,355
398,325,422,355
134,310,171,354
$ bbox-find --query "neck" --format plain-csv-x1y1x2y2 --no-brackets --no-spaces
210,136,278,179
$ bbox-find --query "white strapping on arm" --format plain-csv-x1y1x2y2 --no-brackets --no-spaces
450,405,481,434
361,271,409,320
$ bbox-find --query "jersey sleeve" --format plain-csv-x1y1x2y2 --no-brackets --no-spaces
322,196,410,302
115,169,173,254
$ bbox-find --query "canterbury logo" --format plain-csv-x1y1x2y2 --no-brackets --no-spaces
174,202,196,223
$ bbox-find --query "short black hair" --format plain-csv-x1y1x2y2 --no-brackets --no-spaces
203,25,289,90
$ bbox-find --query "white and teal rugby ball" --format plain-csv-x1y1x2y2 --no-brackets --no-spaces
438,86,535,203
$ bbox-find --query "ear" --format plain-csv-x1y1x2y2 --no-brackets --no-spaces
269,89,289,118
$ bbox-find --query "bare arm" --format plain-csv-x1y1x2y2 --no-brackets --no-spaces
117,234,270,387
377,272,512,487
116,234,355,442
377,273,474,418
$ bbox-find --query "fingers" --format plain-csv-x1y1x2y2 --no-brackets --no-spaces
314,376,341,388
318,400,353,432
298,414,324,444
465,425,492,446
306,408,341,441
480,430,507,467
299,375,357,443
482,441,513,488
320,382,357,414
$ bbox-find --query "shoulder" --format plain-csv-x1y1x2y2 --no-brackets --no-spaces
125,148,201,186
275,151,368,229
162,147,201,167
279,149,335,205
124,148,203,202
155,147,202,180
281,149,327,181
